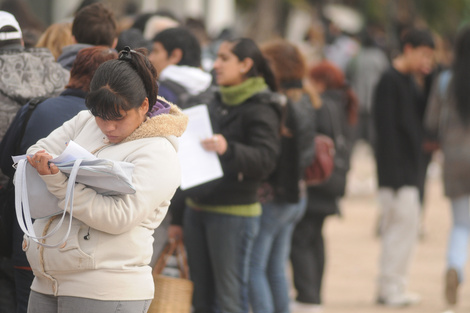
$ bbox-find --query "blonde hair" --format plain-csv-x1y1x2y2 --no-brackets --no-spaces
36,22,74,60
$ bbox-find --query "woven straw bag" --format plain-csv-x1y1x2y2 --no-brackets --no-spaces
148,239,193,313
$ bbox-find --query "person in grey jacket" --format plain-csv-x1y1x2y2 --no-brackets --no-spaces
425,26,470,310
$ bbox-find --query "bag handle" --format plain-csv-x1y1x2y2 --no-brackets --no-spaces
15,158,83,248
153,239,190,280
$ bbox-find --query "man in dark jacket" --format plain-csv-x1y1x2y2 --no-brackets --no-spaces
373,28,435,307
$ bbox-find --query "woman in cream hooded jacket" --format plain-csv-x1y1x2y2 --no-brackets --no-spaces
23,48,187,309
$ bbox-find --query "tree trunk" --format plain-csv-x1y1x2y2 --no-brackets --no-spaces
248,0,282,42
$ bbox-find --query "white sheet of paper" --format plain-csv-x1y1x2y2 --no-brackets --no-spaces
12,140,96,165
178,104,223,190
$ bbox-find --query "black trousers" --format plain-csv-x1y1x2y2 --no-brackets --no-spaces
290,212,327,304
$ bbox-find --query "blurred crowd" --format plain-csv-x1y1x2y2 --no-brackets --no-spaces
0,0,466,313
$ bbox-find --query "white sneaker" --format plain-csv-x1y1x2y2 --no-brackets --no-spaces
377,292,421,307
290,301,323,312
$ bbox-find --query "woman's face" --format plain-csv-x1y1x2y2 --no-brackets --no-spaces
213,42,248,87
95,99,148,144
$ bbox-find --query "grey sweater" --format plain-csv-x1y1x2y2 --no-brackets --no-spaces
425,71,470,199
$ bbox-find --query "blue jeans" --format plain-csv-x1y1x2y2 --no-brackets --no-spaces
184,207,260,313
249,198,307,313
447,196,470,282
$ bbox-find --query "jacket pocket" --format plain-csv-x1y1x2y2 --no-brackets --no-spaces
42,223,95,272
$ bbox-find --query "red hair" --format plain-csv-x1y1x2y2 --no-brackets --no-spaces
309,61,358,125
66,46,118,92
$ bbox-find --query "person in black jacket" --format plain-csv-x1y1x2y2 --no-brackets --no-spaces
248,39,316,313
183,37,282,313
290,60,357,312
373,28,435,307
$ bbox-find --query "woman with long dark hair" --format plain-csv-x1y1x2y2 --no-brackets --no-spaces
183,37,282,313
425,26,470,309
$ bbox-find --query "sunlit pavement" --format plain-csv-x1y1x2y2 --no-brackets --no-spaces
290,141,470,313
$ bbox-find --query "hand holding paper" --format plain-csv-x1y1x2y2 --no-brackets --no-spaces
178,104,223,190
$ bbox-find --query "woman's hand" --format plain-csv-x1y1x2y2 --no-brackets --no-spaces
201,134,227,155
27,150,59,175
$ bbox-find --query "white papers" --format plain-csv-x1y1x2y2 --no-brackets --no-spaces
50,140,96,163
178,105,223,190
11,140,96,165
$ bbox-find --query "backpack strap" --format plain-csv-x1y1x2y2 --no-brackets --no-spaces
14,96,49,155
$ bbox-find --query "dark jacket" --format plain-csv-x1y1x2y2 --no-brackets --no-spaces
268,93,316,203
373,67,423,189
0,89,87,178
192,90,282,205
306,89,355,216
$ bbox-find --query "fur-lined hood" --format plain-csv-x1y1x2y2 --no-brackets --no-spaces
122,96,188,144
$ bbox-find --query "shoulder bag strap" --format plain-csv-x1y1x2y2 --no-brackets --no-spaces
153,239,190,279
324,101,346,150
15,158,82,248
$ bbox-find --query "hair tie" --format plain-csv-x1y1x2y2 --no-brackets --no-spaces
119,46,134,61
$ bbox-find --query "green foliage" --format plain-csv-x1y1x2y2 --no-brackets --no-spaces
415,0,466,34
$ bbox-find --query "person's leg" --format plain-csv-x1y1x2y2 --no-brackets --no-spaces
12,218,34,313
184,208,216,313
27,291,57,313
268,199,307,313
447,196,470,280
290,212,325,305
206,212,259,313
0,257,17,313
249,202,277,313
13,268,33,313
378,186,420,305
445,196,470,305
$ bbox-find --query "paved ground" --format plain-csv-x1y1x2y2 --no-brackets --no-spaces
291,142,470,313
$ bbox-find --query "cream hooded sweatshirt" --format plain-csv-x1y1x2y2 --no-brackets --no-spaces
24,98,187,301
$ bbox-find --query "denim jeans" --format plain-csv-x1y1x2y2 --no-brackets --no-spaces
249,198,306,313
447,196,470,282
184,207,260,313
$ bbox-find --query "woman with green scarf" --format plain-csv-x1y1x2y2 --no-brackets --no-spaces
183,37,283,313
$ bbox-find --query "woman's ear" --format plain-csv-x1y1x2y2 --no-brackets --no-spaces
240,57,254,74
140,98,149,115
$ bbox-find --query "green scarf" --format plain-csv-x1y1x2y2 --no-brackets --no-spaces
219,77,268,106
